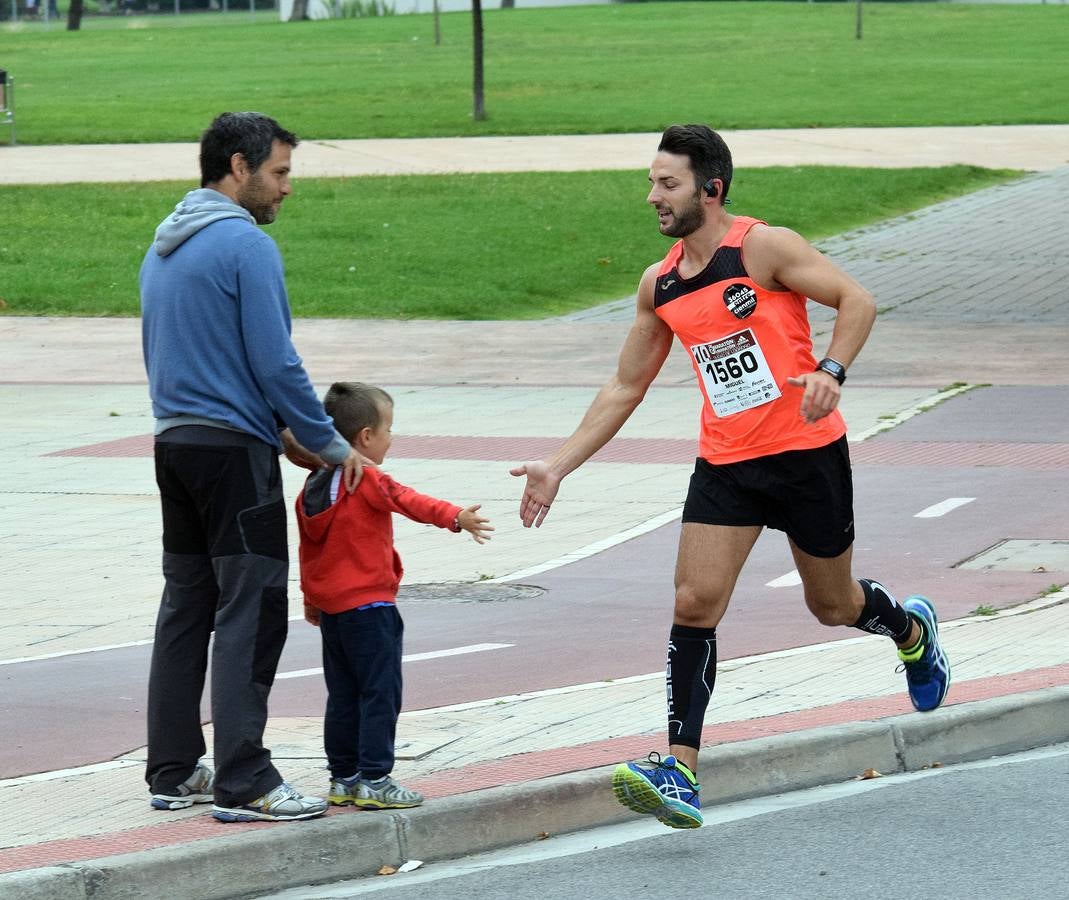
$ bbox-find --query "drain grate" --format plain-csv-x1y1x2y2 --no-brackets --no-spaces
956,539,1069,573
396,582,545,603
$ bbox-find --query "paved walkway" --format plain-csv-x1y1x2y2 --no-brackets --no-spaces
1,131,1068,899
1,125,1068,185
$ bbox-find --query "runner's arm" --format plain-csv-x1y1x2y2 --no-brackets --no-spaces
748,225,876,369
511,265,673,527
747,226,876,423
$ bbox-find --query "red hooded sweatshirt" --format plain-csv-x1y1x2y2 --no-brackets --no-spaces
296,466,462,614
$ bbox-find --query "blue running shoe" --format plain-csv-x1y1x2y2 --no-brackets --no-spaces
898,595,951,712
611,752,703,829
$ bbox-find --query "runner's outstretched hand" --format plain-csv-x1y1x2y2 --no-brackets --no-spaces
510,460,560,528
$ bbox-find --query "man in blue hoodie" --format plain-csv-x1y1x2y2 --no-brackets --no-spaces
140,112,362,823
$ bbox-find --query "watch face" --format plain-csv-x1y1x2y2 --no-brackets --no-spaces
818,359,845,383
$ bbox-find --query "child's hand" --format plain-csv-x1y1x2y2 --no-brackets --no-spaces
304,603,321,627
457,504,494,544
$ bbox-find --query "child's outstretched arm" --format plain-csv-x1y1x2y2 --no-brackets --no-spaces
457,504,494,544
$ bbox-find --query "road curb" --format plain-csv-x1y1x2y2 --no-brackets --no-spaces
7,685,1069,900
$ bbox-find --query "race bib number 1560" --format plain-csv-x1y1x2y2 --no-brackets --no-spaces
690,328,781,418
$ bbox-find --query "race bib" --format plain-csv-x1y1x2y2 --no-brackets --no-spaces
690,328,781,417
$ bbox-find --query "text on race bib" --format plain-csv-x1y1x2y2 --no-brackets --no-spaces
690,328,781,418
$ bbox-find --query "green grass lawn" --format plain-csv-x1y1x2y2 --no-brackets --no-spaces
0,165,1018,318
2,3,1066,144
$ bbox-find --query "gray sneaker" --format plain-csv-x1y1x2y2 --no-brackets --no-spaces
150,762,214,810
350,776,424,810
212,781,328,823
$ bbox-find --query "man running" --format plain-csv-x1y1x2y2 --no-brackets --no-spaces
511,124,950,830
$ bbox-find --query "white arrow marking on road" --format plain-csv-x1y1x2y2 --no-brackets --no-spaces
275,642,514,680
766,570,802,588
914,497,976,518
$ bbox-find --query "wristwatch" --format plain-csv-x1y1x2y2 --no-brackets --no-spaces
815,357,847,385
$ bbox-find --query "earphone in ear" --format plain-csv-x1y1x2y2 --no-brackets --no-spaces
702,178,719,199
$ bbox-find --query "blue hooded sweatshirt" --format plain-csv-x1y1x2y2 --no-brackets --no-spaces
140,188,349,464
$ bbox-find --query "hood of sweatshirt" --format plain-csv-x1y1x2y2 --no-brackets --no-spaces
297,467,345,544
153,188,256,257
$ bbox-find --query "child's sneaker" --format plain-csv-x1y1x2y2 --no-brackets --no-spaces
351,775,424,810
612,752,703,829
150,761,214,810
212,781,328,822
898,595,951,712
328,774,362,807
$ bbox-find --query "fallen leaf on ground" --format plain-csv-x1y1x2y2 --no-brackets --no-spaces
858,768,883,780
377,865,398,876
536,831,551,840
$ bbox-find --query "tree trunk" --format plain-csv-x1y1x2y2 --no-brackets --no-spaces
855,0,863,40
472,0,485,121
433,0,441,45
67,0,84,30
290,0,309,20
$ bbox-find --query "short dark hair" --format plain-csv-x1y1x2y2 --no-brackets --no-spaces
658,124,733,203
323,382,393,443
199,112,299,188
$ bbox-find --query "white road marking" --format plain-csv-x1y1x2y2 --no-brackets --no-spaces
492,507,683,583
766,569,802,588
275,643,514,680
914,497,976,518
0,638,155,666
0,613,487,667
849,383,976,443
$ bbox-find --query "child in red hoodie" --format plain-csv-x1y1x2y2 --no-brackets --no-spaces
297,382,493,809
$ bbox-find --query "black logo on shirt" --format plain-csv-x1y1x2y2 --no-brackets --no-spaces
723,283,757,319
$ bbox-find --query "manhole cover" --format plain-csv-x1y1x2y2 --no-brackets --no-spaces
956,539,1069,573
396,582,545,603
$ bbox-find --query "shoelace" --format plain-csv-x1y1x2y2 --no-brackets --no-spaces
268,782,299,805
643,751,698,800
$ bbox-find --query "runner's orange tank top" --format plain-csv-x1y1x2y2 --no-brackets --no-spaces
653,216,846,465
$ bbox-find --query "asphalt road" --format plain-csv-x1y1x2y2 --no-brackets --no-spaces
259,743,1069,900
2,386,1065,776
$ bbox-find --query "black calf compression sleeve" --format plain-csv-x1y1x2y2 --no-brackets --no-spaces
666,624,718,750
854,578,913,643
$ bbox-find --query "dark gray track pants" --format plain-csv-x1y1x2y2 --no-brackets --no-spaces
146,425,288,807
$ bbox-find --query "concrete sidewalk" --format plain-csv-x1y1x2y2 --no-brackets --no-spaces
1,125,1068,185
2,146,1068,898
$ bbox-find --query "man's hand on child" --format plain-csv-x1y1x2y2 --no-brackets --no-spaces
341,447,371,493
458,504,494,544
281,428,325,471
303,603,321,627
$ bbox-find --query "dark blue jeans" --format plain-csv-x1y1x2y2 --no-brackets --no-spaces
320,604,404,781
